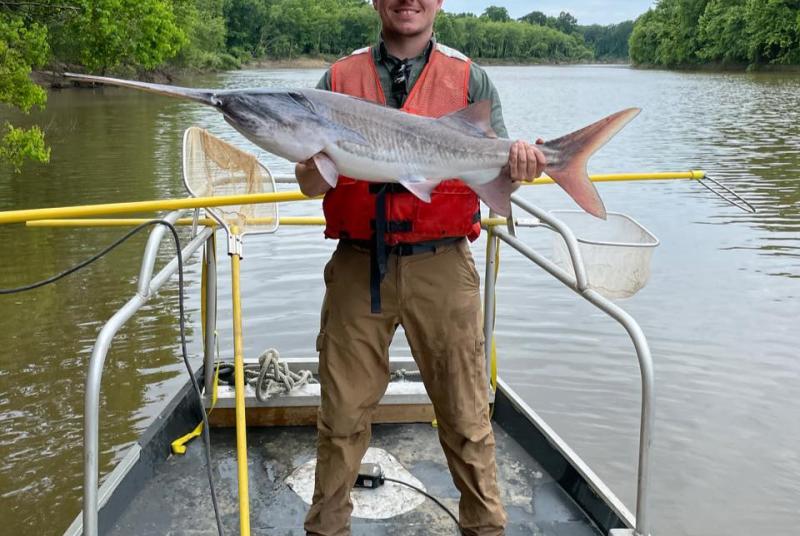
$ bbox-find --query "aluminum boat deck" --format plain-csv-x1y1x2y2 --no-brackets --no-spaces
83,375,628,536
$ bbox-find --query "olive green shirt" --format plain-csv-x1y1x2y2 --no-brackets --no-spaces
316,37,509,138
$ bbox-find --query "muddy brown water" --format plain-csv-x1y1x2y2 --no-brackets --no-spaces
0,65,798,535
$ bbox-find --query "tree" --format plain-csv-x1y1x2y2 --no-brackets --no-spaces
482,6,510,22
697,0,748,64
51,0,186,73
746,0,800,64
581,21,635,60
519,10,548,26
0,13,50,172
555,11,578,35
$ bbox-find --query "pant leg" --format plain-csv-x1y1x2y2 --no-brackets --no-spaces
399,239,506,536
304,243,400,536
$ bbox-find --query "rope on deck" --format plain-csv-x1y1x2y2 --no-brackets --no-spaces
244,348,317,402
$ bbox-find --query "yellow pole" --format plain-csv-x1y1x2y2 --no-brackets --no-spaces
0,190,314,226
529,170,705,185
229,226,251,536
26,216,328,228
2,171,705,226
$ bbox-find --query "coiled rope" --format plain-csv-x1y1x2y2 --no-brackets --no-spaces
242,348,316,402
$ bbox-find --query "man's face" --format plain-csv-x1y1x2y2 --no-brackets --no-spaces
373,0,444,37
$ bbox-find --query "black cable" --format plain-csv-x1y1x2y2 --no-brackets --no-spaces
0,220,224,536
383,476,460,528
0,221,162,294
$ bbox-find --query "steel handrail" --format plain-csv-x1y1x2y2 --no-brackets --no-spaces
82,210,213,536
484,194,654,536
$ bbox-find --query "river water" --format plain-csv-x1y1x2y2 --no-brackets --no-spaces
0,65,798,535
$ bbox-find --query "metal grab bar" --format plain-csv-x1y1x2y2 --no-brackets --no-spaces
82,210,213,536
484,195,654,536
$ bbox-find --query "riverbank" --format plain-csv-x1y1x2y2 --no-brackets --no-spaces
631,61,800,73
243,54,629,69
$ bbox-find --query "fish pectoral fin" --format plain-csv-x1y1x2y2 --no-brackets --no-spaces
467,172,514,217
437,100,497,139
398,175,438,203
312,152,339,188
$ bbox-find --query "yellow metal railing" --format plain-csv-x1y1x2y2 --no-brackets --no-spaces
1,171,706,227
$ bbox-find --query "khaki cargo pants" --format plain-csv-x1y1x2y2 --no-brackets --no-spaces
304,239,506,536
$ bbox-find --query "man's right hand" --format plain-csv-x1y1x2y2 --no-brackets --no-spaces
295,158,333,197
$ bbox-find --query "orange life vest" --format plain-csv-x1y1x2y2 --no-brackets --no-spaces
323,44,481,245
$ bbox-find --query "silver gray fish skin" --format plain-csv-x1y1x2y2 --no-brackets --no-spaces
216,88,513,184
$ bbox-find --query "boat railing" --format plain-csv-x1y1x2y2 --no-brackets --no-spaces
71,183,652,536
77,210,214,536
482,193,654,536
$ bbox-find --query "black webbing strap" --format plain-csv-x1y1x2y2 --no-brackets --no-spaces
370,185,388,314
370,58,412,314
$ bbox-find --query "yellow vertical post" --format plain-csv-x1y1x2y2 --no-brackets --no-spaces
229,226,251,536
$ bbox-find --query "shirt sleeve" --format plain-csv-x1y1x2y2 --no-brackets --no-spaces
317,70,332,91
468,63,509,139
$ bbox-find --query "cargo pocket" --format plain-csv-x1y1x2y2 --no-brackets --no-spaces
452,239,480,290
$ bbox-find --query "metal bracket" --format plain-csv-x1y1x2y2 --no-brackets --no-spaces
506,211,517,237
227,233,243,258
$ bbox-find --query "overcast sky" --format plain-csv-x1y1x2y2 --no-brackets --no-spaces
442,1,655,26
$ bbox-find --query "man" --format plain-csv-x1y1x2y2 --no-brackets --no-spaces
295,1,546,534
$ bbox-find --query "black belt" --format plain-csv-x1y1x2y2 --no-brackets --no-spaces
343,237,462,256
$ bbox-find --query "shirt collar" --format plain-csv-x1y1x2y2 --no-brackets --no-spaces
374,34,436,65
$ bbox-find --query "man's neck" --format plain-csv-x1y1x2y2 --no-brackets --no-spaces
381,30,433,60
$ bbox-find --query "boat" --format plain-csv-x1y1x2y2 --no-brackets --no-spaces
14,129,658,536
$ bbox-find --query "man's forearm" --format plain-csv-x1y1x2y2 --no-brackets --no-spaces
295,161,332,197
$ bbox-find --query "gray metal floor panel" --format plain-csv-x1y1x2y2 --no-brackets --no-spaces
109,423,600,535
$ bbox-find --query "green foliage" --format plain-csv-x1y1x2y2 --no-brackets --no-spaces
435,10,592,61
232,0,379,58
173,0,240,69
49,0,187,73
746,0,800,64
0,13,50,171
1,124,50,173
482,6,510,22
224,0,270,56
554,11,579,35
698,0,748,63
630,0,800,67
580,21,635,60
519,11,548,26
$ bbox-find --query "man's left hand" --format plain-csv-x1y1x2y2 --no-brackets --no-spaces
507,139,546,187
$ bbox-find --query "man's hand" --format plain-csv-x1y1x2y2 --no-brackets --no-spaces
507,139,546,190
295,158,333,197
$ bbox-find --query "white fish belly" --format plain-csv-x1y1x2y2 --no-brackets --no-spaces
325,142,503,185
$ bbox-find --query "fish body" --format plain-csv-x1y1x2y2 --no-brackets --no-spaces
65,73,641,218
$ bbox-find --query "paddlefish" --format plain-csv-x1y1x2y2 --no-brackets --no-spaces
65,73,641,218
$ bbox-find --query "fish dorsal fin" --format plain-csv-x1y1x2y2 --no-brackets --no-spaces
437,100,497,139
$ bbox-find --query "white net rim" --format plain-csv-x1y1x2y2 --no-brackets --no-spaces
549,210,660,249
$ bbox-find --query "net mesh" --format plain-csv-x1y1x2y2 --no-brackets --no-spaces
182,126,278,235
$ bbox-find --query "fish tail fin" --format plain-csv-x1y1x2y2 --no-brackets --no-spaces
543,107,641,220
64,73,216,106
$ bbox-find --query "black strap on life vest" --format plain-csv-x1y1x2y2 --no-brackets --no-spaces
370,185,388,314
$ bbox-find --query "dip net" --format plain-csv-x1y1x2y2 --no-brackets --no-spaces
182,126,278,235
